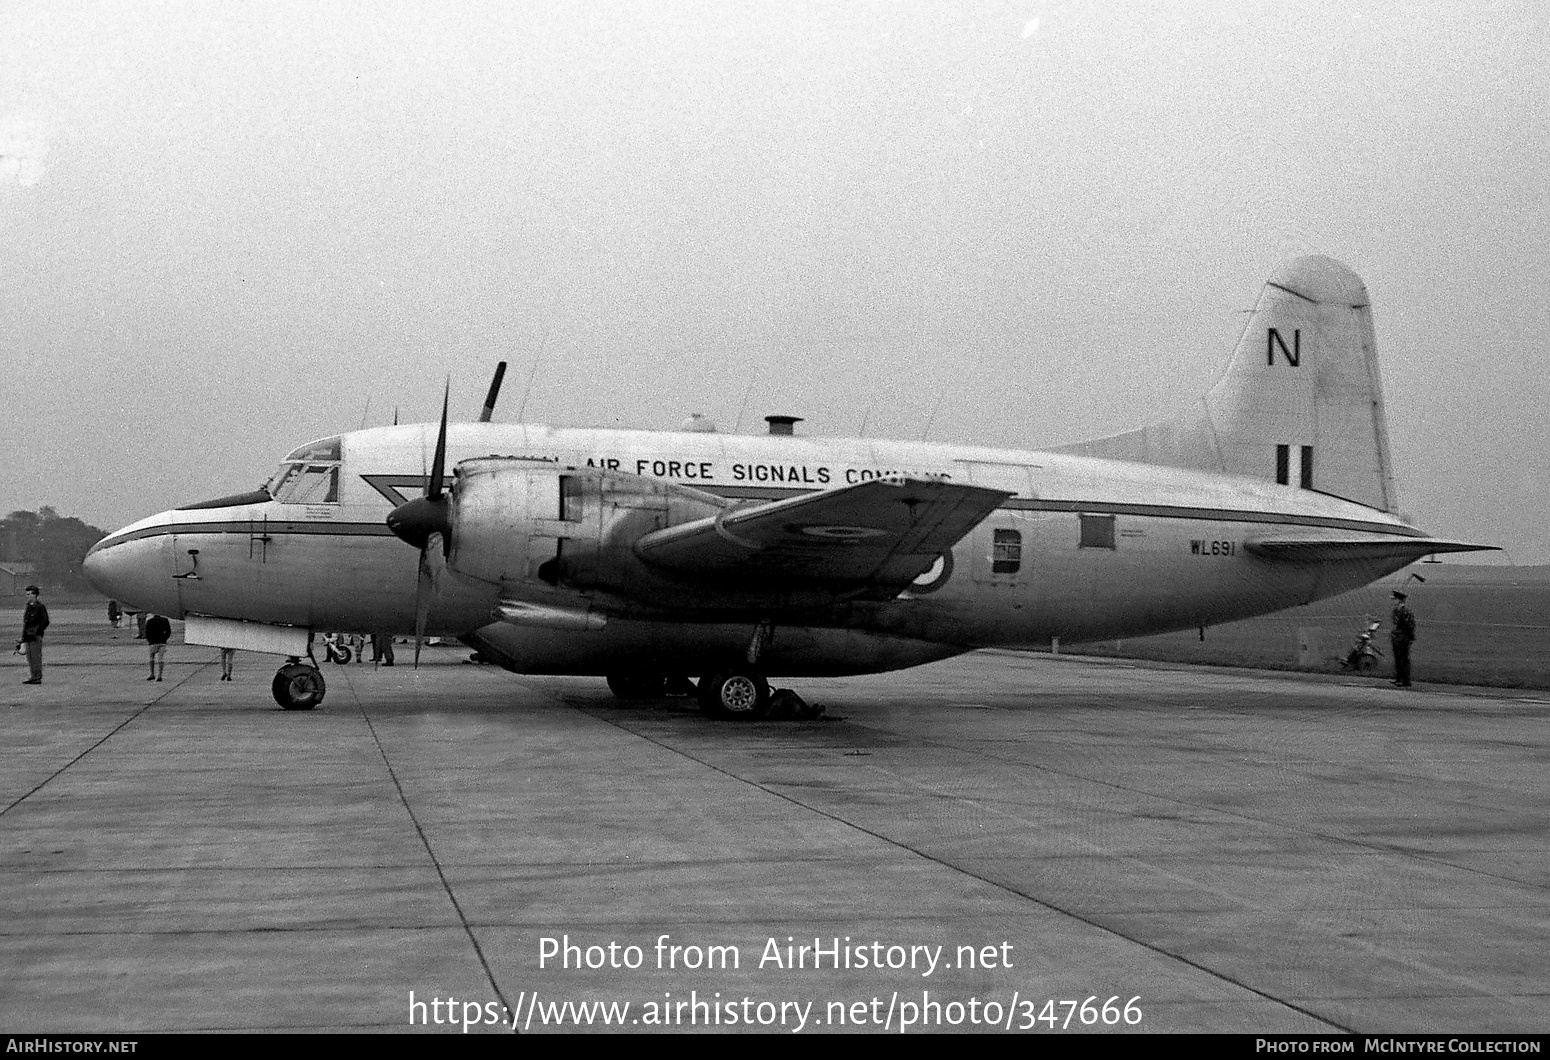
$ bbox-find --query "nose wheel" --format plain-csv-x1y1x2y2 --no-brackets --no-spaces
272,661,326,710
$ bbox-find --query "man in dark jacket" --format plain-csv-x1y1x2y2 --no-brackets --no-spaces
145,613,172,682
1390,590,1416,688
20,585,49,684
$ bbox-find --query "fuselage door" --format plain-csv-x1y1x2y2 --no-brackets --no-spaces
954,461,1035,588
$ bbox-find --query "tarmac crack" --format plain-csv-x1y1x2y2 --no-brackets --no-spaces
1,663,212,817
335,667,516,1030
577,703,1356,1034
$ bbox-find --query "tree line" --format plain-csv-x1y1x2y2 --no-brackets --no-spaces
2,508,110,591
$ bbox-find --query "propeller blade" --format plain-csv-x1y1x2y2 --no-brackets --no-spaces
428,379,450,501
413,531,446,669
478,362,507,423
412,561,429,669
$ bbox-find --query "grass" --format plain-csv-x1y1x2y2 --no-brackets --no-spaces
1062,568,1550,690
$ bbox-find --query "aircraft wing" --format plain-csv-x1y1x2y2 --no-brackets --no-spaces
1245,537,1499,563
634,476,1011,594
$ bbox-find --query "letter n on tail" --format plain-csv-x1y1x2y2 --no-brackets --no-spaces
1267,328,1301,366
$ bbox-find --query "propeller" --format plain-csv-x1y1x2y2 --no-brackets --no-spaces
386,381,453,667
385,363,507,666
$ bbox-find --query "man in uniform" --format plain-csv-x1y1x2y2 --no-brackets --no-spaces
1390,590,1416,688
20,585,49,684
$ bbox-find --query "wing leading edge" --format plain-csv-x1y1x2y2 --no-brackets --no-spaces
634,476,1012,595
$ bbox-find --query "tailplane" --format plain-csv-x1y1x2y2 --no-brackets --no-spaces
1054,255,1400,513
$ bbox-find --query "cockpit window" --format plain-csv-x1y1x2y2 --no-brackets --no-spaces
285,436,342,462
268,436,343,504
268,463,339,503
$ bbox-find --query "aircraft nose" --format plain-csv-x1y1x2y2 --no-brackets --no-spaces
82,538,119,598
83,528,175,612
83,536,128,600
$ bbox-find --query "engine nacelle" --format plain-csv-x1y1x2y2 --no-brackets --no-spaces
446,459,873,617
446,459,724,605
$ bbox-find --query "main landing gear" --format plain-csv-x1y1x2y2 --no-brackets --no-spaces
603,668,766,716
696,621,777,719
697,672,824,720
272,659,326,710
605,623,822,721
698,670,771,719
604,669,823,721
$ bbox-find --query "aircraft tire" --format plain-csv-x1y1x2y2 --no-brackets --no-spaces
606,673,667,700
699,671,770,720
273,663,326,710
1357,654,1377,672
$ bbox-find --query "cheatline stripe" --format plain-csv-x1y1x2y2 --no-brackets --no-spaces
90,495,1425,550
90,521,398,550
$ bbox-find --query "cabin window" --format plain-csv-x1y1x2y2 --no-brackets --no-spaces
1300,445,1314,489
1276,444,1290,485
1079,514,1116,550
992,529,1022,573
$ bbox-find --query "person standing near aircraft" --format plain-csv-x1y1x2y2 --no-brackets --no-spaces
371,632,395,666
219,646,236,681
145,613,171,682
19,585,49,684
1390,590,1416,688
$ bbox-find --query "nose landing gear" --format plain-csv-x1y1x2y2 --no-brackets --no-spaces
272,660,326,710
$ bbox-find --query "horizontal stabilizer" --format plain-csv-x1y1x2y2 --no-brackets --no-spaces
1245,537,1500,563
635,476,1011,592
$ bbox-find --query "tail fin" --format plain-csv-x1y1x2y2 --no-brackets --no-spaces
1054,255,1400,513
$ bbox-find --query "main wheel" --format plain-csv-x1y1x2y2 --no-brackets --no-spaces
698,671,771,720
272,663,326,710
607,673,667,700
1357,653,1377,672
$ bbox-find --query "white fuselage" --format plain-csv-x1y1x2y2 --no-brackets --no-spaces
85,422,1425,677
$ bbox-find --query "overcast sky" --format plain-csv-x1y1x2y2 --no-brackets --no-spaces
2,0,1545,563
